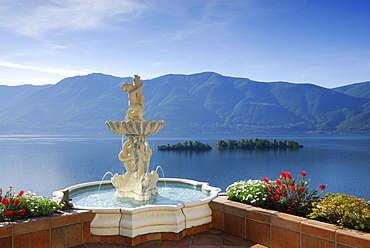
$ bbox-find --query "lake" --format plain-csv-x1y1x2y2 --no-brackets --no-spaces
0,134,369,200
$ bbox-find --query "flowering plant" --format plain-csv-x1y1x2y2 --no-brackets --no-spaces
263,171,327,216
226,171,327,217
226,180,269,207
0,187,61,222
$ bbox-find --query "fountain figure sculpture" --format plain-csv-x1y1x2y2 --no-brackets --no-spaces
106,75,165,201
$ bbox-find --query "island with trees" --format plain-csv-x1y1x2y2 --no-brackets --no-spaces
157,141,212,151
215,138,303,149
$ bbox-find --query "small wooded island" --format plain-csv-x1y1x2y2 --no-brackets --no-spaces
216,138,303,149
157,141,212,151
157,139,303,151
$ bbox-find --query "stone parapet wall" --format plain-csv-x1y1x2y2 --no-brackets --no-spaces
210,196,370,248
0,209,94,248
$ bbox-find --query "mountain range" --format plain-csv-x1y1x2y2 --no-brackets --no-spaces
0,72,369,135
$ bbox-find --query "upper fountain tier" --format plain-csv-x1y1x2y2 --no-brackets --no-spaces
106,74,165,136
106,120,165,136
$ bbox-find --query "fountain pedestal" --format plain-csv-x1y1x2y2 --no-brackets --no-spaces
106,75,165,201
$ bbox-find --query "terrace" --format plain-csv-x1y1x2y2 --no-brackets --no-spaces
1,195,369,248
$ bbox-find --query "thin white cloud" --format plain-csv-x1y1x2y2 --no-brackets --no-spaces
0,0,147,37
0,61,90,76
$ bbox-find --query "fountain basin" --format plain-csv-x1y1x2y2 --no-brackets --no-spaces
53,178,221,238
105,120,165,136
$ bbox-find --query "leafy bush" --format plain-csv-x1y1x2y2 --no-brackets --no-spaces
0,187,61,221
226,180,269,207
308,193,370,232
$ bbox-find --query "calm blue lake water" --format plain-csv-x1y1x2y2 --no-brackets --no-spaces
0,134,369,200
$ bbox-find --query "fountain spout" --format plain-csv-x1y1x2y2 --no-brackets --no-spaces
106,75,165,201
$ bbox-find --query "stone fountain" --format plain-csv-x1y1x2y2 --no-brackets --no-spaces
54,75,220,239
105,75,165,201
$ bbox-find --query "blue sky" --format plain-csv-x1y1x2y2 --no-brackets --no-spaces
0,0,369,88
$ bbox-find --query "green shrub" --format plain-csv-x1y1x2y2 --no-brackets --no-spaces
307,193,370,232
226,179,269,207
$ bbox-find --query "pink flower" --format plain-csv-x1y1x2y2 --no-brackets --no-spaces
276,179,281,185
262,177,269,183
1,198,10,205
298,187,305,193
300,171,306,177
319,185,326,190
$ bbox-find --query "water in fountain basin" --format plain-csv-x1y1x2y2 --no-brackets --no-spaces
70,182,209,208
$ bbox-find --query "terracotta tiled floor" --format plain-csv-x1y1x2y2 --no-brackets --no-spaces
71,229,268,248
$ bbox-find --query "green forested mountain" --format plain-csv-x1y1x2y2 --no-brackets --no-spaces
0,72,369,134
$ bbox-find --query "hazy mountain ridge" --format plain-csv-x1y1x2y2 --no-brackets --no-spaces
0,72,369,134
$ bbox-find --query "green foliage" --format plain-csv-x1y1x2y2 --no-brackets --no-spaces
0,187,62,222
216,138,303,149
226,180,269,207
157,140,212,151
308,193,370,232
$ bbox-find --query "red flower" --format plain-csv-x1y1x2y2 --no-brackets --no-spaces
300,171,306,177
281,184,287,190
266,185,273,190
319,185,326,190
290,186,296,192
273,194,280,199
298,187,305,193
262,177,269,183
283,191,288,198
281,172,287,178
286,172,292,179
276,187,282,194
5,211,14,216
19,209,26,215
1,198,10,205
14,199,21,205
276,179,281,185
18,191,25,197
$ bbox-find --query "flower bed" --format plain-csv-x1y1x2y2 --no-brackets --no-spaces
225,171,370,233
1,187,61,222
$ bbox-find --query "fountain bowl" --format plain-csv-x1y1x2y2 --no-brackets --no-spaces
105,120,165,136
53,178,221,238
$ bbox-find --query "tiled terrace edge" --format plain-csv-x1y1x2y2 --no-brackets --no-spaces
0,209,212,248
0,209,95,248
210,195,370,248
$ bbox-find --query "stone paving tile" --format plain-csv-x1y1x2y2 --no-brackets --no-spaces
70,229,267,248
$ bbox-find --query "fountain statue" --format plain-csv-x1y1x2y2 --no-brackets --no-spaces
106,75,165,201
